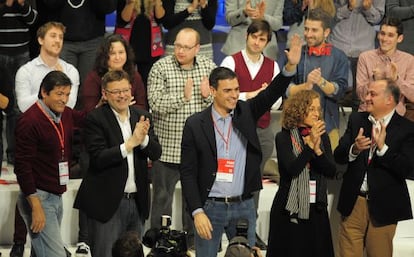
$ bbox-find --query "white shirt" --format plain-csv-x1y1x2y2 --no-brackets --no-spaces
220,49,282,109
112,108,149,193
15,56,79,112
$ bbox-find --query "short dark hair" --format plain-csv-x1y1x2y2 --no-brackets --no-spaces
247,20,272,42
305,8,333,30
112,231,144,257
38,71,72,99
102,70,131,90
381,17,404,35
384,79,401,105
209,67,238,89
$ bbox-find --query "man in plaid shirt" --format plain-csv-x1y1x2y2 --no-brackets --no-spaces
147,27,216,248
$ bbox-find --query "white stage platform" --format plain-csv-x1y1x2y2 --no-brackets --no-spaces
1,164,414,256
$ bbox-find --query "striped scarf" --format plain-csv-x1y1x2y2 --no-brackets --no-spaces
285,128,311,220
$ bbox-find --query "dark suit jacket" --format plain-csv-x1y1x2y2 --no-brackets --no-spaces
74,105,161,223
180,72,292,214
334,111,414,225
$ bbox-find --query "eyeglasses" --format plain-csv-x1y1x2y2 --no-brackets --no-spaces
105,87,131,95
174,43,197,52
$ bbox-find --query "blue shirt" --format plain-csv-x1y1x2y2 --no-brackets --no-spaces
208,106,247,197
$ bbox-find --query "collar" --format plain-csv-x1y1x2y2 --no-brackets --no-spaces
34,55,61,70
241,49,264,65
211,105,234,121
38,99,62,123
368,109,395,127
110,106,131,122
307,43,332,56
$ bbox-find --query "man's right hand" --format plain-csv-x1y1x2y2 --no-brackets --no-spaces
28,195,46,233
353,128,371,154
184,77,194,102
194,212,213,240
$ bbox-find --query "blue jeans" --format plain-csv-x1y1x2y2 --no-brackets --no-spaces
195,198,256,257
87,198,144,257
17,189,66,257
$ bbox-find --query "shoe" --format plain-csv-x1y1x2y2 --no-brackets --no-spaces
75,242,91,257
255,233,267,250
10,243,24,257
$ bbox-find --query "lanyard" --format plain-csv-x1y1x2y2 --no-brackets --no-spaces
212,114,232,152
36,102,65,160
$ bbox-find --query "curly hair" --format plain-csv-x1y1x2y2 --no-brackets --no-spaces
94,34,136,83
281,90,321,129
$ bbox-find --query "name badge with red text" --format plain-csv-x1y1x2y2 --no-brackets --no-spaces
216,158,235,182
309,180,316,203
59,161,69,185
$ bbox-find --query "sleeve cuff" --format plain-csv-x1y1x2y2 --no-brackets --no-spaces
376,144,388,156
192,208,204,217
120,143,128,158
140,135,149,149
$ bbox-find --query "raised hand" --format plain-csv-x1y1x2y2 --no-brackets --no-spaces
184,77,194,101
353,128,371,154
200,76,210,98
362,0,372,10
133,115,150,145
306,68,322,87
285,34,302,72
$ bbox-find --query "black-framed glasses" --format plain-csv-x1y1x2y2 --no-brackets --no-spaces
173,43,197,52
105,87,131,95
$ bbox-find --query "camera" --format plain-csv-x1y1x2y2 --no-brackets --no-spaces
143,215,189,257
224,219,259,257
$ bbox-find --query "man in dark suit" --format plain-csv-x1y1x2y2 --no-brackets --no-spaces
334,79,414,257
180,34,302,257
74,70,161,257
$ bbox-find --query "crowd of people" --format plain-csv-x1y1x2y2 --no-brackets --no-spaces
1,0,414,257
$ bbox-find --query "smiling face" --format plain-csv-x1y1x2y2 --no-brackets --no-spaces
210,78,240,117
41,85,71,114
378,25,403,56
39,26,64,57
102,78,132,115
365,80,394,119
302,97,321,127
304,19,330,48
107,41,127,71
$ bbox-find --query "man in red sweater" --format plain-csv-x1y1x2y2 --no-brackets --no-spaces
14,71,85,257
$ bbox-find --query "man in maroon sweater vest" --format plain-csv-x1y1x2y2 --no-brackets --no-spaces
14,71,85,257
220,19,283,250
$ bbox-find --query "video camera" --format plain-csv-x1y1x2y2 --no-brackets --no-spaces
143,215,188,257
224,219,259,257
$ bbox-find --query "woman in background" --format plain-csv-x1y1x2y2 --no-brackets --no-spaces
82,34,147,112
267,90,336,257
116,0,165,85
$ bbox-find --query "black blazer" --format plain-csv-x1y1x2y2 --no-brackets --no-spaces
180,72,292,214
74,105,162,223
334,111,414,225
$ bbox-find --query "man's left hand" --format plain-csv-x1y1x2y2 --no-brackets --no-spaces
194,212,213,240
